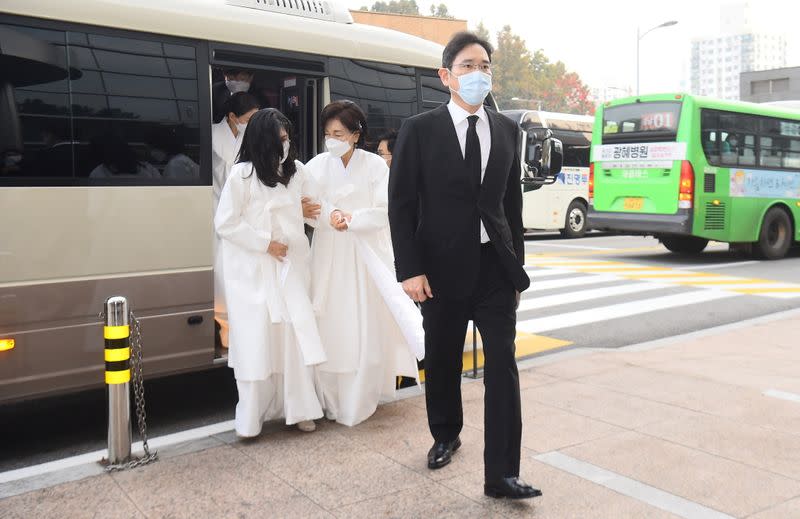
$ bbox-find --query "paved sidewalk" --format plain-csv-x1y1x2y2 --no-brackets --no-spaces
2,313,800,518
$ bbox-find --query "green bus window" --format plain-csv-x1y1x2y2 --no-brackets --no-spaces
786,140,800,169
759,136,786,168
739,134,756,166
701,110,721,164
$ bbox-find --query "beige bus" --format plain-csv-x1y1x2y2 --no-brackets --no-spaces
503,110,593,238
0,0,451,403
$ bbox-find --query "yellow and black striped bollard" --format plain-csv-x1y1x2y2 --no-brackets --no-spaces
104,296,132,464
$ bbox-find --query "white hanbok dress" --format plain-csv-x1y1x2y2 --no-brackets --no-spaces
306,148,423,427
214,160,326,436
211,120,243,346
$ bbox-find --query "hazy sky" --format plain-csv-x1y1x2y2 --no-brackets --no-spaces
345,0,800,94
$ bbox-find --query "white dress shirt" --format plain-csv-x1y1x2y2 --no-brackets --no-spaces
447,100,491,243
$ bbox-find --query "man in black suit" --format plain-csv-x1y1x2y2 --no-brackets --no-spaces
388,32,540,500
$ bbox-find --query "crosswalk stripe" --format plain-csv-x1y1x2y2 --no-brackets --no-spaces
528,261,624,267
517,290,736,334
517,282,668,312
526,246,665,258
733,287,800,294
674,279,769,285
525,255,800,299
624,272,719,278
527,268,573,278
527,274,618,292
573,266,670,273
679,260,760,270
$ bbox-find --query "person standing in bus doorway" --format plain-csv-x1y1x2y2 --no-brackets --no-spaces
212,69,257,123
388,32,540,500
212,92,260,349
306,100,423,427
215,108,326,436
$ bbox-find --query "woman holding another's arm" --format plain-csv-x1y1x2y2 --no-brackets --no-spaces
306,101,423,427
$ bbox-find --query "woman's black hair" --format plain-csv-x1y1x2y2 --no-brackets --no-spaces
225,92,260,118
237,108,297,188
320,100,368,148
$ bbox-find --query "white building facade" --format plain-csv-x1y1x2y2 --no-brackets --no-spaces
690,1,787,100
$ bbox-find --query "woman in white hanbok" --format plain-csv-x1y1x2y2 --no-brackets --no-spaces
306,101,424,427
215,108,325,436
212,92,260,348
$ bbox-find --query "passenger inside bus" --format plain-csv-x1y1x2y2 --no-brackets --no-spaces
88,132,160,180
145,126,200,181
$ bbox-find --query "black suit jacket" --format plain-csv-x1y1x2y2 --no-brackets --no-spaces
388,104,529,299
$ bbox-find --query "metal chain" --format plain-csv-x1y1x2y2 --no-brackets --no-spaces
105,311,158,472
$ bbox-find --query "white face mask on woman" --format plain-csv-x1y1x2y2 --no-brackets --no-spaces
325,138,352,158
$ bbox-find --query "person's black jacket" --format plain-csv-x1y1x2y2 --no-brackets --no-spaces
388,104,529,299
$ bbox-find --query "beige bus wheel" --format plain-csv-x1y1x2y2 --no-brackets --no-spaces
560,200,588,239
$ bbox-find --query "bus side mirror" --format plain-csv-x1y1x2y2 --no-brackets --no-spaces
521,136,562,187
540,137,563,178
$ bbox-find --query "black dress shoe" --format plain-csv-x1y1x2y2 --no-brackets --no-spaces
484,477,542,499
427,438,462,469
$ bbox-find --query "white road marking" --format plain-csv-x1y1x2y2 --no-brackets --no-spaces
679,261,760,270
534,452,736,519
527,274,619,292
529,242,618,250
763,389,800,403
527,268,573,278
518,282,668,312
518,290,736,333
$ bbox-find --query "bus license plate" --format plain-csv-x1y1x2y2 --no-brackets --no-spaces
624,198,644,210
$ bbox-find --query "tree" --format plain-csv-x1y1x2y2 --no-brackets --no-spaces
489,25,594,115
368,0,420,15
474,21,491,44
429,3,454,18
491,26,536,108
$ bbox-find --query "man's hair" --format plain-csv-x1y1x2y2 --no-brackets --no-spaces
442,31,493,69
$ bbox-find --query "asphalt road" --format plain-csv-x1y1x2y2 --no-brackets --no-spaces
3,233,799,472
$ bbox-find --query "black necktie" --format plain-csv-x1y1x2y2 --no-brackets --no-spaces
465,115,481,189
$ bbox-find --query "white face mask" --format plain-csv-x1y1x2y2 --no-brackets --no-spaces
325,137,352,158
280,140,291,164
236,122,247,136
225,79,251,93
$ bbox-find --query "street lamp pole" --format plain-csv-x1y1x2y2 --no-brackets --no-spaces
636,20,678,95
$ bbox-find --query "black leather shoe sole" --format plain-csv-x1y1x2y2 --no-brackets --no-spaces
427,438,462,470
483,485,543,500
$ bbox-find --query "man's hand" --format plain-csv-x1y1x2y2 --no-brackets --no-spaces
267,241,288,261
301,197,321,219
515,290,521,310
402,274,433,303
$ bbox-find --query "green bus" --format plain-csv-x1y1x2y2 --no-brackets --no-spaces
588,93,800,259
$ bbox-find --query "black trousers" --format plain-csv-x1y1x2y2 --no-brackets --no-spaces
420,244,522,482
